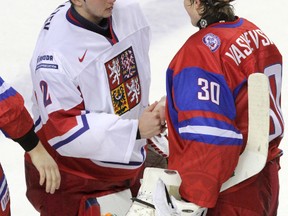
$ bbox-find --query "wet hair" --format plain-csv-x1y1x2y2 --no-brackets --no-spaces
192,0,235,21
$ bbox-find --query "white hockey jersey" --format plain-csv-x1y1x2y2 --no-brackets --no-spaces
29,0,151,180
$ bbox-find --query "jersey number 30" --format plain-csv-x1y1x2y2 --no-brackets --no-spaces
197,78,220,105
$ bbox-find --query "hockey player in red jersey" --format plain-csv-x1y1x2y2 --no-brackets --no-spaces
26,0,165,215
164,0,283,215
0,76,60,216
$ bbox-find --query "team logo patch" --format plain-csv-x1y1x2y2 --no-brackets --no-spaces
202,33,221,52
105,47,141,116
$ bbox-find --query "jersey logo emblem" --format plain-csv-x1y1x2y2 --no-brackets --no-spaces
105,46,141,116
202,33,221,52
78,49,88,63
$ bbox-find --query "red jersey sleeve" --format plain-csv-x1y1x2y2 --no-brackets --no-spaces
0,77,38,151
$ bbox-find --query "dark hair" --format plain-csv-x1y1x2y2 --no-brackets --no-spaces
192,0,235,21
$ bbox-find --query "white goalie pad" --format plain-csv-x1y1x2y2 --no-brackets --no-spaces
127,168,207,216
97,189,132,215
126,168,181,216
153,179,208,216
78,189,133,215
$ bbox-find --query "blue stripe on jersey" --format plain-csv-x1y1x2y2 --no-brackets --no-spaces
173,67,236,120
0,78,17,102
35,116,41,128
213,18,244,29
85,198,99,209
166,68,179,128
0,173,8,201
52,115,89,149
36,63,59,71
178,117,242,145
167,67,242,146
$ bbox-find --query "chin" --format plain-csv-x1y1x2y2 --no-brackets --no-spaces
104,13,112,18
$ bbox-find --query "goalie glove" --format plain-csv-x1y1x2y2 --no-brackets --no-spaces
148,131,169,158
153,179,207,216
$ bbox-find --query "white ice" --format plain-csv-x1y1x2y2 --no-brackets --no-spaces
0,0,287,215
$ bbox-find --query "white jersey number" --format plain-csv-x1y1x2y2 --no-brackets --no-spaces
198,78,220,105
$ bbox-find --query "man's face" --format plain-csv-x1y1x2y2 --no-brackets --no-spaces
76,0,116,24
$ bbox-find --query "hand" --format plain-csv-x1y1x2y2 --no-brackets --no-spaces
28,141,61,194
153,96,166,126
139,102,162,139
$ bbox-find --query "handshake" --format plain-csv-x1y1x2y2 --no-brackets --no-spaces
138,96,169,158
138,96,167,139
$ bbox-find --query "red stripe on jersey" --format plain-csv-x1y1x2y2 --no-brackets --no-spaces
43,103,84,140
178,110,234,126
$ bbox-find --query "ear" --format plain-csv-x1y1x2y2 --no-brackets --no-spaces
194,0,203,14
194,0,201,8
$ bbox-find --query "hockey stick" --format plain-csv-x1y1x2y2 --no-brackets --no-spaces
220,73,270,191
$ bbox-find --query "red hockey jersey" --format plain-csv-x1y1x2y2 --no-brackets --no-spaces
166,18,283,207
0,76,38,150
0,76,38,213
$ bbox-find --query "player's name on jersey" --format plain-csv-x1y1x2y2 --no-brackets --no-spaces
225,28,273,66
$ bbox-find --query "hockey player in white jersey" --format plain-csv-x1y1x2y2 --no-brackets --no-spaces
25,0,165,215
